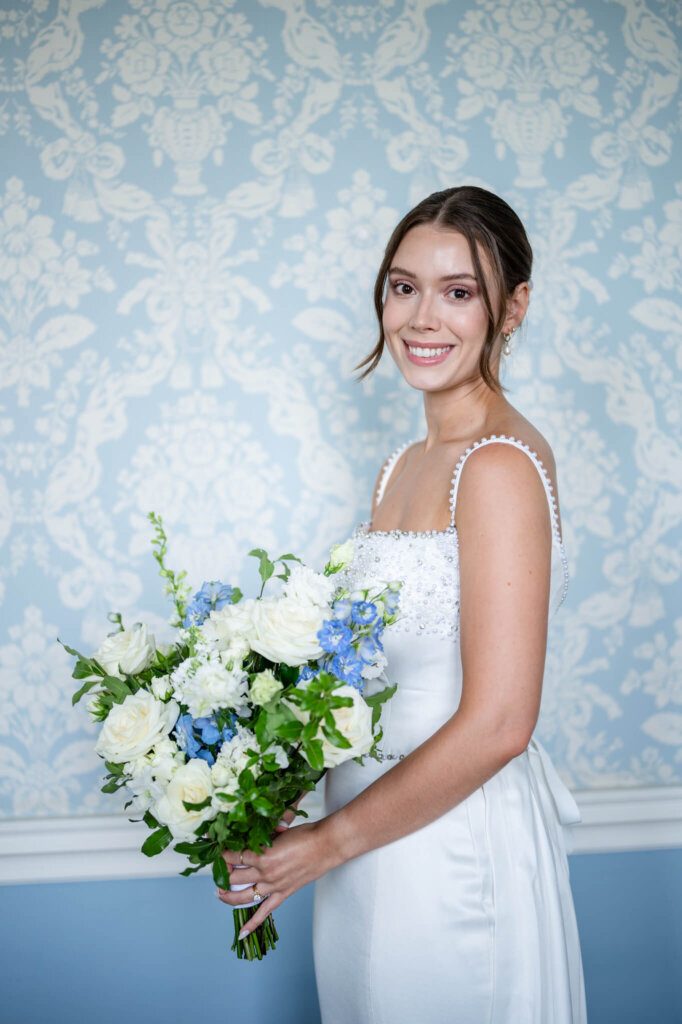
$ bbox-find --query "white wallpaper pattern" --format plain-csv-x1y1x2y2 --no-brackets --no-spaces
0,0,681,819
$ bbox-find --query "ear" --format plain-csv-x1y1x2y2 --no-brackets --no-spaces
503,281,530,333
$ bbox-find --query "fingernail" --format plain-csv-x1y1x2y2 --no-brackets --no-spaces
216,889,225,897
277,818,289,828
238,927,249,940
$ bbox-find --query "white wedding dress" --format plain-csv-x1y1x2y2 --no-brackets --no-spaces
312,435,588,1024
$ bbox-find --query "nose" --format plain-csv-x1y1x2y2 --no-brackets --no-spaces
408,291,440,331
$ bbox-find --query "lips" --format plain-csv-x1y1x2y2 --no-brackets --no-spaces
402,338,454,365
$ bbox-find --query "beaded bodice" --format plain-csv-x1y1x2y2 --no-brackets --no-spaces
336,435,569,640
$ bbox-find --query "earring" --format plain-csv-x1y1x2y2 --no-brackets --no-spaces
502,327,516,356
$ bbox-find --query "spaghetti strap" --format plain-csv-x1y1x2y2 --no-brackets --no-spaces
375,437,419,508
448,434,564,549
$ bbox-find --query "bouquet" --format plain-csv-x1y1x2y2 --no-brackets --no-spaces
61,512,402,960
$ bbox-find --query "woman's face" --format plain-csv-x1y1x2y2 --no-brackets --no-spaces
382,223,497,392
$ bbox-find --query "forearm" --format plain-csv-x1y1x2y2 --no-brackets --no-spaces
320,710,525,866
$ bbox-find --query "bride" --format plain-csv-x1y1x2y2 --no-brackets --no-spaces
217,185,588,1023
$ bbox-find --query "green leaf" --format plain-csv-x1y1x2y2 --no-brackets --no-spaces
143,810,159,829
101,779,123,794
252,797,274,817
182,796,212,811
141,826,173,857
248,548,275,585
71,677,101,706
212,855,231,890
72,660,98,680
103,675,132,701
322,724,351,749
303,738,324,771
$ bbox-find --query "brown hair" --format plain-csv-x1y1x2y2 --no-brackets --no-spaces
354,185,533,393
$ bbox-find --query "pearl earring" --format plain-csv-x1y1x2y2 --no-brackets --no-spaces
502,327,516,356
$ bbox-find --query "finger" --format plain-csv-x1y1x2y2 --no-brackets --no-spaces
222,848,255,868
216,885,267,907
219,867,260,886
238,893,285,939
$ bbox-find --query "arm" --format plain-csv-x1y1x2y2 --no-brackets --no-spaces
219,444,552,931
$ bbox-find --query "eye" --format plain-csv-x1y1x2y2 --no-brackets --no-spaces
448,287,470,300
390,281,415,296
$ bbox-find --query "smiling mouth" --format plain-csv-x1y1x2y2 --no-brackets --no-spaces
402,339,454,360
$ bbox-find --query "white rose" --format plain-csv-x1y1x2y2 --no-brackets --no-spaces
250,668,283,706
247,596,326,666
286,685,373,767
202,599,257,649
93,624,156,679
283,564,335,608
94,691,179,763
329,539,354,570
153,759,215,840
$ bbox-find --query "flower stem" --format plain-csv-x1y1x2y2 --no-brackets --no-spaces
231,908,278,960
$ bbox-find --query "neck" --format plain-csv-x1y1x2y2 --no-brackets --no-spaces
422,375,508,452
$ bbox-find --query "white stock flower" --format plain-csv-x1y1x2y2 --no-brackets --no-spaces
329,539,354,570
360,648,388,680
286,685,373,767
124,765,166,816
249,668,283,706
170,651,250,718
153,759,215,841
247,596,326,666
93,624,156,679
150,737,184,783
283,564,335,608
94,691,179,764
151,675,174,700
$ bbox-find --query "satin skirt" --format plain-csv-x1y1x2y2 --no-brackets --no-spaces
312,737,587,1024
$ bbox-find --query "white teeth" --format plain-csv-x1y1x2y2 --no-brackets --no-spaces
407,345,452,358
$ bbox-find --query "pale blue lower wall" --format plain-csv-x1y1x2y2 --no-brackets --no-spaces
1,849,681,1024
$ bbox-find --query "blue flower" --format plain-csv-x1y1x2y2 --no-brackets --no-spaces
356,634,379,664
330,650,364,689
331,597,352,623
351,600,377,625
318,620,353,654
195,747,216,767
382,590,401,616
297,665,317,686
183,596,211,628
173,713,201,757
371,621,385,652
196,580,234,610
194,716,221,745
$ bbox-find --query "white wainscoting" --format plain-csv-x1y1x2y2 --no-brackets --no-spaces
1,785,681,885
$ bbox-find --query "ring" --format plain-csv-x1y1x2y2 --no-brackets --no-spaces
239,852,245,866
251,884,263,903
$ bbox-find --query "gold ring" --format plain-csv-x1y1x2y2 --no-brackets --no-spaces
239,852,245,866
251,884,263,903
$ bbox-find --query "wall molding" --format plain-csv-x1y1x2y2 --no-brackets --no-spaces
1,785,681,885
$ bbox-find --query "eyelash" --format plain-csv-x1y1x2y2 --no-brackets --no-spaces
390,281,471,301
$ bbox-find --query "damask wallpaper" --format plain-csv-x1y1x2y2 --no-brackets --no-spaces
0,0,680,822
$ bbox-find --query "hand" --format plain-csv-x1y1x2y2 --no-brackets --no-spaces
216,819,337,938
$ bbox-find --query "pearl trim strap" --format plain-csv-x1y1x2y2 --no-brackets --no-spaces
372,434,569,604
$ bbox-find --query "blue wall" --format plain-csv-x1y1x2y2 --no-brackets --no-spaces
2,848,681,1024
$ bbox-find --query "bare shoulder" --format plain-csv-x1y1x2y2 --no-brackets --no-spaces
370,439,422,518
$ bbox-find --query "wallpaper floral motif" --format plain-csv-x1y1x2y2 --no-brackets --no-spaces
0,0,680,818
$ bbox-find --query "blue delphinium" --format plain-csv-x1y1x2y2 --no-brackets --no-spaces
330,649,365,689
297,665,317,686
195,581,234,610
194,716,221,745
356,633,380,664
182,579,234,627
382,590,401,617
318,620,353,655
174,713,202,758
351,600,377,625
331,597,352,624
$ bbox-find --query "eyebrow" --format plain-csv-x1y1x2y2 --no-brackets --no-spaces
388,266,477,282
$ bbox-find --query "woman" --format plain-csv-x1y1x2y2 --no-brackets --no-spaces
217,186,588,1023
